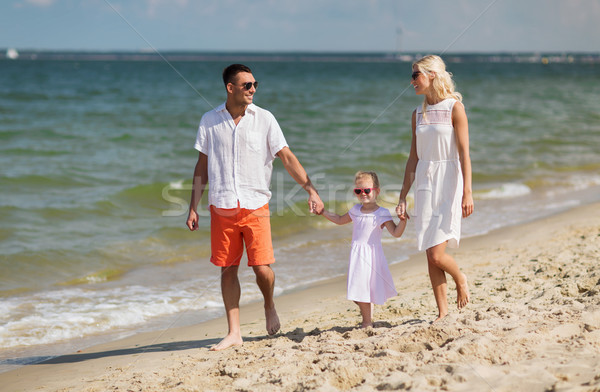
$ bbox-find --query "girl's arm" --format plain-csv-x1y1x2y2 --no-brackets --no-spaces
382,219,407,238
396,110,418,220
453,102,474,218
321,210,352,225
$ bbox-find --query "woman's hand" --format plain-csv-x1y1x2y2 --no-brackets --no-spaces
462,193,474,218
396,199,410,221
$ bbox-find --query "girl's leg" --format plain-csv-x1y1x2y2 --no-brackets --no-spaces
354,301,373,328
426,242,470,319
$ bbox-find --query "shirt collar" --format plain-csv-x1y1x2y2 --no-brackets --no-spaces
217,102,257,115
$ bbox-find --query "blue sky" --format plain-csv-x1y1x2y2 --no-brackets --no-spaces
1,0,599,52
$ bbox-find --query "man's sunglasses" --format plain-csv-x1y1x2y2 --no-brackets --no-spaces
237,81,259,90
354,188,377,195
411,71,421,80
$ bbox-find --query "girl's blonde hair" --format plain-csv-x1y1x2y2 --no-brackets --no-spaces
355,171,380,188
413,55,462,121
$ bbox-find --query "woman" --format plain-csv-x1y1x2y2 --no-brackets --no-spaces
396,55,473,322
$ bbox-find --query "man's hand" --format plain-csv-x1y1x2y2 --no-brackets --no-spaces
308,192,324,215
186,208,199,231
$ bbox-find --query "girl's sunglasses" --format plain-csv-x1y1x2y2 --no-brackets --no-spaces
239,81,258,90
411,71,421,80
354,187,377,195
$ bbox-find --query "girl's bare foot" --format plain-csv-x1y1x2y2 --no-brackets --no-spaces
210,333,243,351
457,273,470,309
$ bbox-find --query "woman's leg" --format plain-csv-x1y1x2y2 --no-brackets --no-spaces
426,242,470,320
427,258,448,321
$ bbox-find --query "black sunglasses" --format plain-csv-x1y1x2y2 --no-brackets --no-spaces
411,71,421,80
237,81,258,90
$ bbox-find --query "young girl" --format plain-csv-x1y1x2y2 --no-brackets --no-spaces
322,171,406,328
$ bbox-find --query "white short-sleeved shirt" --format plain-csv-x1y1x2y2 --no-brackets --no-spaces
194,102,288,210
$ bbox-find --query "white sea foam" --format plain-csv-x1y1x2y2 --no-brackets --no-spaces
169,180,185,190
0,284,222,349
568,175,600,191
544,200,580,210
478,183,531,200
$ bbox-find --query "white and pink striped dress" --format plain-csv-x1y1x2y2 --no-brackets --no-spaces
414,98,463,251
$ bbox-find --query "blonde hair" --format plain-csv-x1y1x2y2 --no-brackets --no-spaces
354,171,380,188
413,55,462,121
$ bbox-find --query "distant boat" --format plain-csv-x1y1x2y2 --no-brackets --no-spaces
6,48,19,60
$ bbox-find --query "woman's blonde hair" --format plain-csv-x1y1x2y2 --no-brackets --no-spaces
355,171,380,188
413,55,462,121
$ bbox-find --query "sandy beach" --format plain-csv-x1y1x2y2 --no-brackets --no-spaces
1,201,599,392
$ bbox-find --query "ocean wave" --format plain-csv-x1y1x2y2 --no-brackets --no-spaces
476,183,532,200
0,284,222,349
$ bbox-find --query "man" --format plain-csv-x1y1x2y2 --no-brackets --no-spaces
186,64,324,351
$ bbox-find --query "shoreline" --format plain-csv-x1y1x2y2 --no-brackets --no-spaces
1,200,599,391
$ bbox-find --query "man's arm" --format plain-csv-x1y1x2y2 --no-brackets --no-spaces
276,146,324,214
186,152,208,231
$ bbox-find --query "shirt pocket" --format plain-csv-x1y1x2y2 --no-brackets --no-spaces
240,128,265,156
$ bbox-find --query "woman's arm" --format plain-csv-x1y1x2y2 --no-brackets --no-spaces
453,101,474,218
396,110,418,220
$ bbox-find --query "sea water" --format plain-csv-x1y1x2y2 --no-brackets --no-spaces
1,53,599,370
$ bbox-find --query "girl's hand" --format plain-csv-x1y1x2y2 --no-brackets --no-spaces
396,200,409,221
462,193,474,218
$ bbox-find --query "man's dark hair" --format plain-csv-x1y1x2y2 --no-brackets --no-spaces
222,64,253,86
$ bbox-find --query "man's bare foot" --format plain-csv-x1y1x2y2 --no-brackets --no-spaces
457,273,470,309
265,306,280,335
210,333,243,351
360,321,373,329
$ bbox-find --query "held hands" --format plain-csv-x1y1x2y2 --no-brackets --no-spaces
308,192,324,215
396,199,410,221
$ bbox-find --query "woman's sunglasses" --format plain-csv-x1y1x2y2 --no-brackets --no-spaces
238,81,258,90
411,71,421,80
354,187,377,195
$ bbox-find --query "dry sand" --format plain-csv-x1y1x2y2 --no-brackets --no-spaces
1,202,599,392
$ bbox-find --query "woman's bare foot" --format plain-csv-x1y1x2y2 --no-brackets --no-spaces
432,312,448,323
457,273,470,309
360,321,373,329
265,306,280,335
210,333,243,351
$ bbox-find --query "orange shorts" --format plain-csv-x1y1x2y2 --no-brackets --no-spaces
209,203,274,267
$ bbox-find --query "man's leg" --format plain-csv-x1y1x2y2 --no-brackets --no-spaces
253,265,280,335
211,265,243,351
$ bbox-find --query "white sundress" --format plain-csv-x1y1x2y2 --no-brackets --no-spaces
414,98,463,251
347,204,398,305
